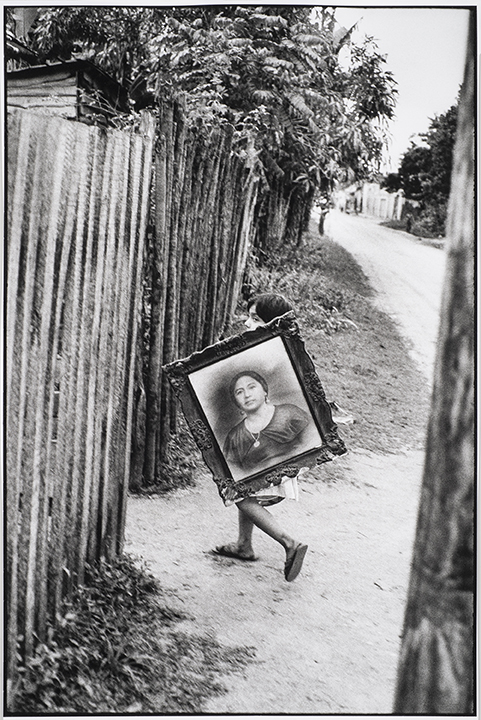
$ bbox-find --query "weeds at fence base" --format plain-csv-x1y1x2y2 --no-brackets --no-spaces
9,554,255,714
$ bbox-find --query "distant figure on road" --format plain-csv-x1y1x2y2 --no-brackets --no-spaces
316,196,332,236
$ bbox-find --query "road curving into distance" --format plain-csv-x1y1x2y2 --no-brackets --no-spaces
323,209,446,386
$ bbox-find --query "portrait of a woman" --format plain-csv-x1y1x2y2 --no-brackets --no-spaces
223,370,310,472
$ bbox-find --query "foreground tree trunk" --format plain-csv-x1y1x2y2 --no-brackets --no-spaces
393,14,474,714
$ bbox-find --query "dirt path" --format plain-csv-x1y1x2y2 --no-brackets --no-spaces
126,449,422,714
125,214,446,714
325,210,446,383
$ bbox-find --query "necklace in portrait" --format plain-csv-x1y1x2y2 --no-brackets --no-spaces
249,430,261,447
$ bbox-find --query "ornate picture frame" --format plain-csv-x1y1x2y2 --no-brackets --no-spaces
164,312,346,504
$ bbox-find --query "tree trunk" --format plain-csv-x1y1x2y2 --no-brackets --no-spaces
393,14,474,714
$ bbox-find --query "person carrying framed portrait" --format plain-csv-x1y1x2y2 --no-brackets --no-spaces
164,294,347,581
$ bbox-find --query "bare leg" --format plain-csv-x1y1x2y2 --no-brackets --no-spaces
237,505,255,555
216,497,307,580
236,497,297,554
214,503,257,559
238,498,308,580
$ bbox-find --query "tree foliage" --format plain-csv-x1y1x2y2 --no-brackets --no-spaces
398,144,432,200
26,6,397,247
420,104,458,199
391,102,458,235
27,7,396,179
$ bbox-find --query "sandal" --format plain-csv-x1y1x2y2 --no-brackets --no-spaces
284,543,308,581
213,544,258,561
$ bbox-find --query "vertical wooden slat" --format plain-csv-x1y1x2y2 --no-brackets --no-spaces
227,166,259,322
98,132,130,556
167,103,188,430
177,138,197,359
85,131,121,564
203,131,230,346
6,109,34,689
24,119,70,657
143,135,165,483
213,137,235,334
158,101,176,459
197,132,223,347
6,112,32,412
63,127,103,590
117,124,154,550
13,117,52,658
78,134,114,573
181,140,207,353
49,123,93,614
190,134,219,347
35,120,78,638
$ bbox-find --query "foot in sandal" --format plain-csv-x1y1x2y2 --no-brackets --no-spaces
284,543,308,581
213,543,258,561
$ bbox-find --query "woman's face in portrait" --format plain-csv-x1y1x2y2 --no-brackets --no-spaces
233,375,267,413
244,303,265,331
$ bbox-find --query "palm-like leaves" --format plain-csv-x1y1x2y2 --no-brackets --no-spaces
27,5,397,225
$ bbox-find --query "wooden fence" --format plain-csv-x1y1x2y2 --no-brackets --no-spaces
6,108,155,684
6,97,260,694
138,100,260,485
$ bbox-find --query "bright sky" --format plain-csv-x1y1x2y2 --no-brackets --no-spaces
333,5,470,172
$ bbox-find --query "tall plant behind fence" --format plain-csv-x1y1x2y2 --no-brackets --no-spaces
139,100,259,486
6,108,154,683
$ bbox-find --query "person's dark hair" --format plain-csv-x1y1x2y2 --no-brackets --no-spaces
229,371,269,406
247,293,294,323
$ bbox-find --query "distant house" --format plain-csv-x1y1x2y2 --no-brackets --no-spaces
361,183,405,222
6,59,131,127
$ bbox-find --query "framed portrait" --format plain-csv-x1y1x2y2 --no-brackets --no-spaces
164,312,346,504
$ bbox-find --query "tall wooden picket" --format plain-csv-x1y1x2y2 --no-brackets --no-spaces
140,99,259,484
6,108,154,689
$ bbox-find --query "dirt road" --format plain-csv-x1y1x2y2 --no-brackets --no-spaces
325,210,446,383
125,214,446,714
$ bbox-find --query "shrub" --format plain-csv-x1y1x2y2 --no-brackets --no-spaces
9,555,255,714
